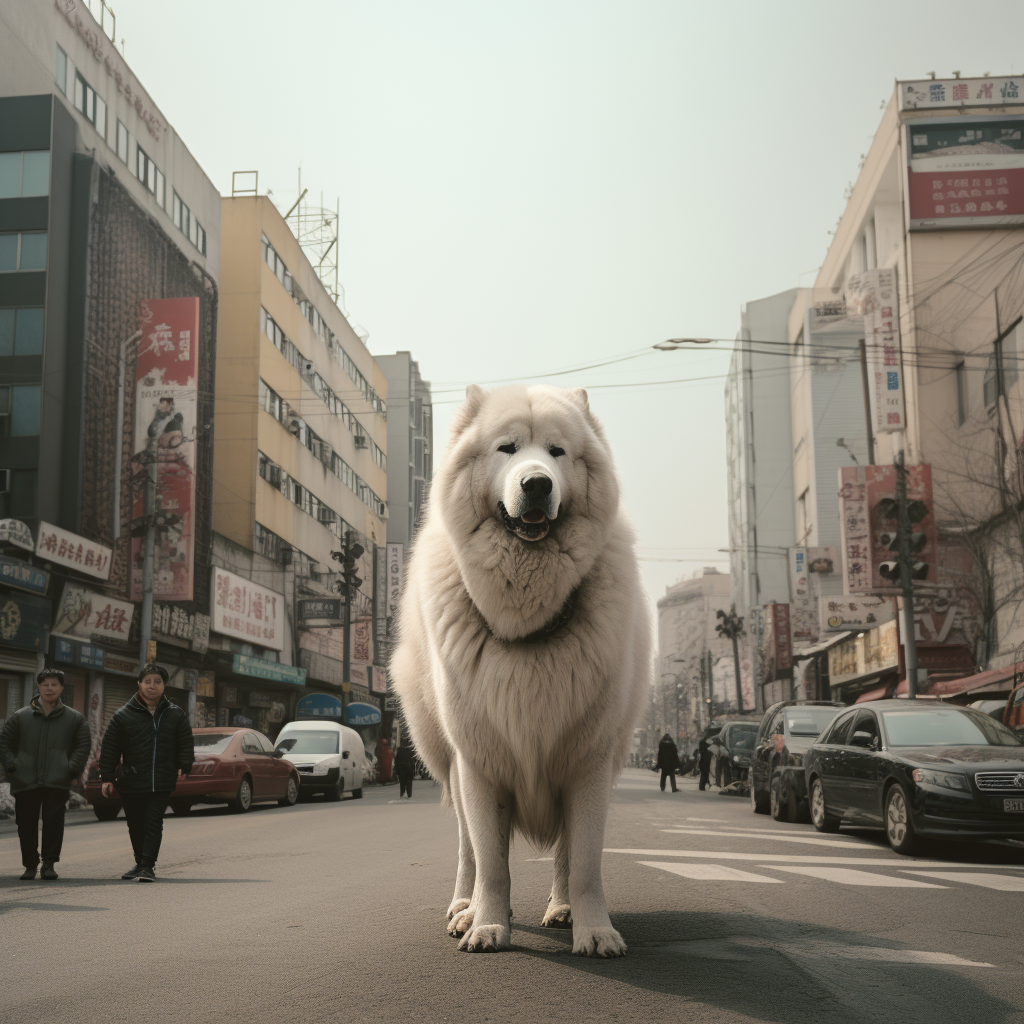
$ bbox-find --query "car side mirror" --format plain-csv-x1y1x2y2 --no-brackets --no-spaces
870,736,881,752
272,749,284,758
850,730,874,749
342,750,350,759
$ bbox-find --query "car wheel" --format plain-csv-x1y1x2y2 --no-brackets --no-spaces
352,787,363,799
325,777,344,802
278,775,299,807
885,784,919,855
809,777,841,833
229,776,253,814
94,804,121,821
750,773,769,814
770,771,791,822
169,800,192,816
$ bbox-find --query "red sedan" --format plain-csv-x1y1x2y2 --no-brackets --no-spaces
85,727,300,819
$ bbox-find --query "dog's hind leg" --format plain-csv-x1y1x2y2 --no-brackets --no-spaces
452,754,512,952
446,760,477,933
541,830,572,928
565,763,626,957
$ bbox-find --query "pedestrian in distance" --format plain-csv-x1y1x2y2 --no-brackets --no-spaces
698,739,711,792
395,742,415,799
0,669,91,881
375,735,393,784
657,733,680,793
98,663,194,882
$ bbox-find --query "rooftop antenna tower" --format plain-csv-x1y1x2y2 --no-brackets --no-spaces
285,167,342,309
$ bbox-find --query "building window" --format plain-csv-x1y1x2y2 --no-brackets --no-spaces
0,233,47,272
0,152,50,199
155,169,165,209
254,522,284,562
137,145,157,193
956,360,967,425
73,72,105,139
0,469,37,518
55,45,68,95
0,308,44,356
0,385,41,436
116,120,129,164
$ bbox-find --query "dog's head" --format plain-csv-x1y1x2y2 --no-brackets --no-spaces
432,385,621,631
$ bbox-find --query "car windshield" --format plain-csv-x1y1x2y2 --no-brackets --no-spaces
192,733,235,754
882,709,1023,747
785,707,840,736
276,731,339,755
726,724,757,750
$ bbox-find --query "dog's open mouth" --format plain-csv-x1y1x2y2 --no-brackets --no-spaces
498,502,550,542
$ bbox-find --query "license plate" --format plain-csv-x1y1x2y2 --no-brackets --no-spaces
1004,798,1024,812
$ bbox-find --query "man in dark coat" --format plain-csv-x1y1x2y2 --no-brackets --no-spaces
656,733,680,792
99,663,194,882
0,669,91,880
698,738,712,792
394,742,415,799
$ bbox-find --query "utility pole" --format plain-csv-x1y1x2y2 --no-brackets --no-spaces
895,451,920,699
137,411,166,667
331,530,364,695
715,604,746,714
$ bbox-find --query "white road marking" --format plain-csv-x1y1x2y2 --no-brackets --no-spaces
764,866,947,887
663,828,865,849
902,871,1024,891
638,861,783,883
525,857,554,862
604,848,1024,869
686,817,728,823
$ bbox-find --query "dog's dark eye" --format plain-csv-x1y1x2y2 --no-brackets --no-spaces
548,446,566,458
497,443,517,455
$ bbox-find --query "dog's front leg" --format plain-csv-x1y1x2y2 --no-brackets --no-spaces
454,753,512,952
541,831,572,928
565,763,626,957
446,759,476,933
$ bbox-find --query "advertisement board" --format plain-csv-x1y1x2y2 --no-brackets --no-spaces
299,598,341,623
788,546,838,642
758,603,793,684
899,77,1022,112
0,518,34,551
370,665,387,695
36,522,112,580
0,555,49,596
386,543,403,625
820,595,896,633
51,584,135,644
0,593,50,651
231,653,306,686
211,567,285,650
906,116,1024,229
828,619,899,687
838,464,937,593
131,298,200,602
297,693,344,720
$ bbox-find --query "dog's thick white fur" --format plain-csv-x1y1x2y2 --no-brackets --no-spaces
391,384,653,957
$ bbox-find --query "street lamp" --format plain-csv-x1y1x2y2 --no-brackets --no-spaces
715,604,746,715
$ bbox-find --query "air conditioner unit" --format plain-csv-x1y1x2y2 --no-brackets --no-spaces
287,414,302,437
317,507,337,525
354,434,368,450
310,438,322,460
0,470,9,494
320,442,333,467
280,400,290,420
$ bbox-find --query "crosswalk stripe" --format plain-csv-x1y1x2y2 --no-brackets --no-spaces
638,861,783,883
663,828,865,849
764,865,947,887
604,848,1024,869
901,870,1024,891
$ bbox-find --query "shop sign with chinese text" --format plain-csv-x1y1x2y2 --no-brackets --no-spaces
53,637,104,669
0,518,34,551
758,603,793,683
820,595,896,632
51,584,135,643
131,298,200,603
232,653,306,686
299,598,341,623
369,665,387,695
0,554,49,596
386,543,403,624
211,567,284,650
35,522,112,580
788,546,838,641
899,77,1022,111
828,620,899,687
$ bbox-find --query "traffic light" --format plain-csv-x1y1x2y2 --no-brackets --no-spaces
331,531,365,599
875,493,930,583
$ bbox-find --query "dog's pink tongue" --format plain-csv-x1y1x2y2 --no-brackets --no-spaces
520,509,546,524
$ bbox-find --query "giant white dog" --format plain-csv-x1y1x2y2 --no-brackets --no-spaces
390,383,652,956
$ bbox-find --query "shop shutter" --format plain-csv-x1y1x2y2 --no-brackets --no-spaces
102,678,136,733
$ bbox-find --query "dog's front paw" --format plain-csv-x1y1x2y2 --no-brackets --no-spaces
447,904,475,937
541,902,572,928
446,897,472,922
572,925,627,958
457,923,510,953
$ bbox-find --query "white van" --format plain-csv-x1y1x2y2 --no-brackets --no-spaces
275,721,364,801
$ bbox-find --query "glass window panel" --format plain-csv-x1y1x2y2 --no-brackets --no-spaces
189,218,198,246
155,170,165,209
0,310,14,356
14,308,44,355
95,96,106,141
147,161,155,192
137,147,145,181
10,385,40,436
10,470,36,518
55,45,67,94
117,121,128,163
21,152,49,197
86,87,95,122
74,75,84,113
0,153,20,198
18,233,47,271
0,387,8,414
0,234,17,272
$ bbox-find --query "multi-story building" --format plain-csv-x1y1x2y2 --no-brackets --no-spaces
0,0,219,735
211,192,389,733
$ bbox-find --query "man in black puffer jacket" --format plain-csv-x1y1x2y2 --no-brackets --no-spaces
98,663,194,882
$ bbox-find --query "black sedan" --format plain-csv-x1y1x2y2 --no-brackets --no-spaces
803,699,1024,854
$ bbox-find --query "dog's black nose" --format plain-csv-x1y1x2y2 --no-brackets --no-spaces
521,474,553,497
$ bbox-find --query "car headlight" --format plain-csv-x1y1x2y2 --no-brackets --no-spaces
312,757,341,776
732,755,741,763
912,768,969,791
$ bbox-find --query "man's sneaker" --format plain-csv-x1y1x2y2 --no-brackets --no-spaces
136,867,156,882
40,863,58,880
121,864,143,880
19,866,37,880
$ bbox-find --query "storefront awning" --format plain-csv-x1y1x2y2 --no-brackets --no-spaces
797,632,853,658
927,662,1024,699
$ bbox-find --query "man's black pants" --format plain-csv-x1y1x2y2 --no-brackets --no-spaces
120,792,171,868
15,787,67,868
660,769,677,793
397,769,413,798
699,767,710,791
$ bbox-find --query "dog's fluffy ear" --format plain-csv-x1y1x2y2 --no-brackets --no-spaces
449,384,486,439
568,387,589,413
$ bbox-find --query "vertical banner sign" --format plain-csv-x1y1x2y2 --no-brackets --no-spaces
374,544,387,642
848,269,905,434
788,547,838,642
131,298,200,602
386,543,404,628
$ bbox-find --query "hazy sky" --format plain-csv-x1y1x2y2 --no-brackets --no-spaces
110,0,1024,606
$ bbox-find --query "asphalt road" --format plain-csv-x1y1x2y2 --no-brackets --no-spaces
3,768,1024,1024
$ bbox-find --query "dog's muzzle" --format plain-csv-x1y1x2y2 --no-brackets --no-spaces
499,471,559,542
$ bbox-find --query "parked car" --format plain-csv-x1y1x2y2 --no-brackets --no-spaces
803,699,1024,854
707,721,759,788
749,700,844,821
85,727,300,819
275,721,364,800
